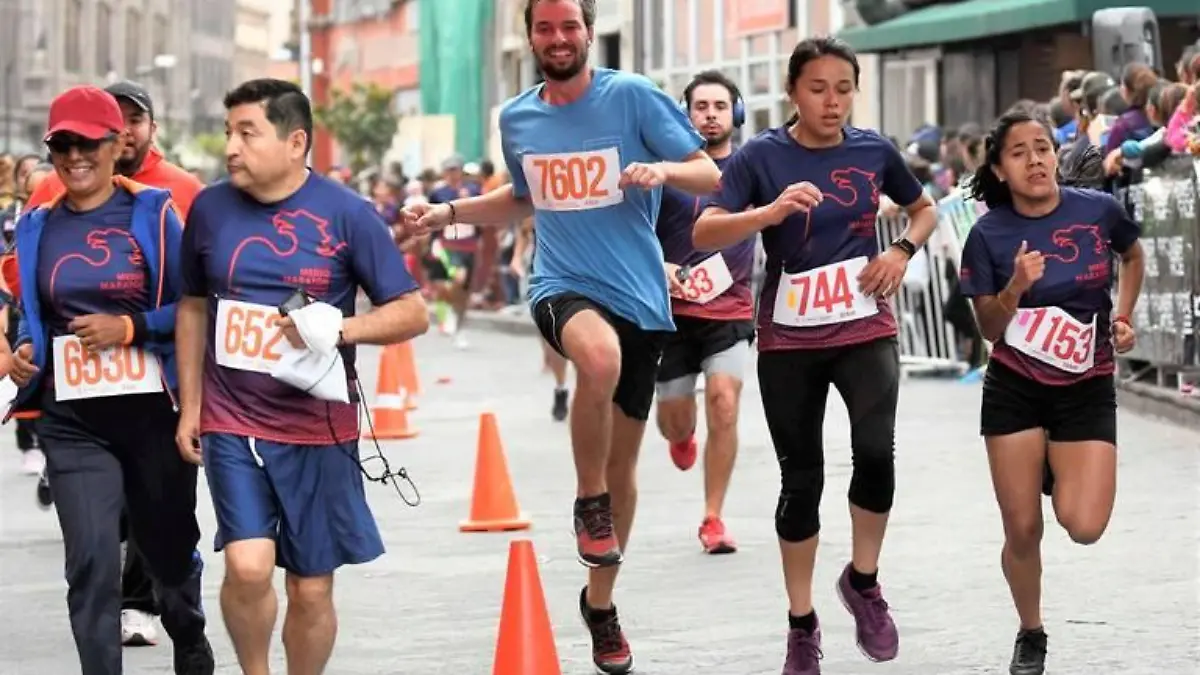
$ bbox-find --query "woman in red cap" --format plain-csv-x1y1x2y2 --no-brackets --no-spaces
5,86,214,675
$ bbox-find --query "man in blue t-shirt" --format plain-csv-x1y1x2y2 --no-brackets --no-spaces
174,78,429,675
402,1,718,671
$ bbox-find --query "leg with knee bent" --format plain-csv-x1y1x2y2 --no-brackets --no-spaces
282,573,337,675
1048,440,1117,545
221,540,279,675
585,406,646,611
654,386,697,445
702,373,742,519
559,310,622,498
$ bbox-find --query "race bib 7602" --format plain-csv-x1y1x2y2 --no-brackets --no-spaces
522,148,624,212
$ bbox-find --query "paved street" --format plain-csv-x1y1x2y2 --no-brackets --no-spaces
1,327,1198,674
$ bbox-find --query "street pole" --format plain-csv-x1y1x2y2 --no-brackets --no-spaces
3,62,11,154
299,0,312,100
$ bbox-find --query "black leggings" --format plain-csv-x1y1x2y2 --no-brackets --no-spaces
758,337,900,543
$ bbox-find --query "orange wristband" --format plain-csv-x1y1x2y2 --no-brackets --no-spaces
121,316,135,346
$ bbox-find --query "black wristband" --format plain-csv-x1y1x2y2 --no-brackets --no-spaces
890,237,917,259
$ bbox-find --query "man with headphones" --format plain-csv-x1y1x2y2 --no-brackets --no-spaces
654,69,754,555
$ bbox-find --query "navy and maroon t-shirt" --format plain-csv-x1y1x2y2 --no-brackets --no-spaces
181,173,418,445
959,187,1140,385
37,187,148,339
711,126,925,350
656,154,754,321
428,181,483,254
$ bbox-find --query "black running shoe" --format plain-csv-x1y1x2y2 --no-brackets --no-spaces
1009,627,1047,675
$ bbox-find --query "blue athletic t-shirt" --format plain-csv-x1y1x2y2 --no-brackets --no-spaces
499,68,705,331
180,173,418,445
37,188,148,338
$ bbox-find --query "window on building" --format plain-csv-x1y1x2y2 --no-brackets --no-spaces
96,3,113,76
153,15,169,64
697,0,714,63
721,8,740,60
647,0,664,70
64,0,82,73
126,8,143,77
748,61,771,96
752,107,771,135
881,58,936,138
672,0,689,68
601,34,620,70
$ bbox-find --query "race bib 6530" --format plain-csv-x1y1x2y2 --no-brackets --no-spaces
52,336,163,401
522,148,624,212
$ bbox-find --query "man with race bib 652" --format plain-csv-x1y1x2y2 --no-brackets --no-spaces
403,2,719,671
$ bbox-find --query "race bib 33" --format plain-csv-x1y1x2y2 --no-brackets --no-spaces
678,253,735,305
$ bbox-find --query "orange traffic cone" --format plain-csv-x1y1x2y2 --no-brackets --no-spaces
493,540,561,675
363,343,419,440
460,413,531,532
393,340,421,410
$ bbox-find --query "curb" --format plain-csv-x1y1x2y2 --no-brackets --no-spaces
1115,379,1200,429
468,310,538,337
468,312,1200,428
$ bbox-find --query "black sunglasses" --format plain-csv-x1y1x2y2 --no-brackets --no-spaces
45,133,117,156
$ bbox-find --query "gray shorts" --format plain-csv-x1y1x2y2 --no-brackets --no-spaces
655,338,750,400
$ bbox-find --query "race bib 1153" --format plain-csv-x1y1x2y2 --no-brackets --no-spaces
522,148,624,212
772,256,878,328
677,253,734,305
52,336,163,401
1004,306,1096,374
214,299,303,374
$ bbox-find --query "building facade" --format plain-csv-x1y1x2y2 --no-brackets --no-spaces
634,0,879,138
190,0,237,135
233,0,273,86
0,0,233,154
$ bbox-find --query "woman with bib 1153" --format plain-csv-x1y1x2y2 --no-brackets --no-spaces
958,109,1145,675
693,36,938,675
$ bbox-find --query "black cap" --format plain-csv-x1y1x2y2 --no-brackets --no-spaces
104,81,154,119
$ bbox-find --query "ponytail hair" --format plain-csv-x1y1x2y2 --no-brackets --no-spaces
967,109,1056,209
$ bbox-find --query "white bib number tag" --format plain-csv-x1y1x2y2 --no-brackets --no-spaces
1004,307,1096,374
214,299,304,374
52,336,163,401
678,253,734,305
443,223,477,240
523,148,623,212
772,256,878,328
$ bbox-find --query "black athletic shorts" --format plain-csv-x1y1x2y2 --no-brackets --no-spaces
656,315,755,383
422,249,475,284
532,292,668,422
980,359,1117,444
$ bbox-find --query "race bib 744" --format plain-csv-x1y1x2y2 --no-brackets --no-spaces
522,148,624,212
772,257,879,328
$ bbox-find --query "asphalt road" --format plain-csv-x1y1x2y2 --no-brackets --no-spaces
0,329,1197,674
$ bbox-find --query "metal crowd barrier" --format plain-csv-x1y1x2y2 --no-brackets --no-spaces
1123,156,1200,387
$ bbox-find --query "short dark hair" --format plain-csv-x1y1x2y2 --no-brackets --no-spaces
683,70,741,109
223,78,313,153
524,0,595,36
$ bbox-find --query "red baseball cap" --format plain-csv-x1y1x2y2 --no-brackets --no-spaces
44,86,124,142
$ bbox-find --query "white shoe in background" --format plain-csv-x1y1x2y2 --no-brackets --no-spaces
121,609,159,647
20,450,45,476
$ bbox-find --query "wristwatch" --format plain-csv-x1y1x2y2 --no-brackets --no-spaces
890,237,917,259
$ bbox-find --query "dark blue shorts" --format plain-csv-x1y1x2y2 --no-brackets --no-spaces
201,433,385,577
